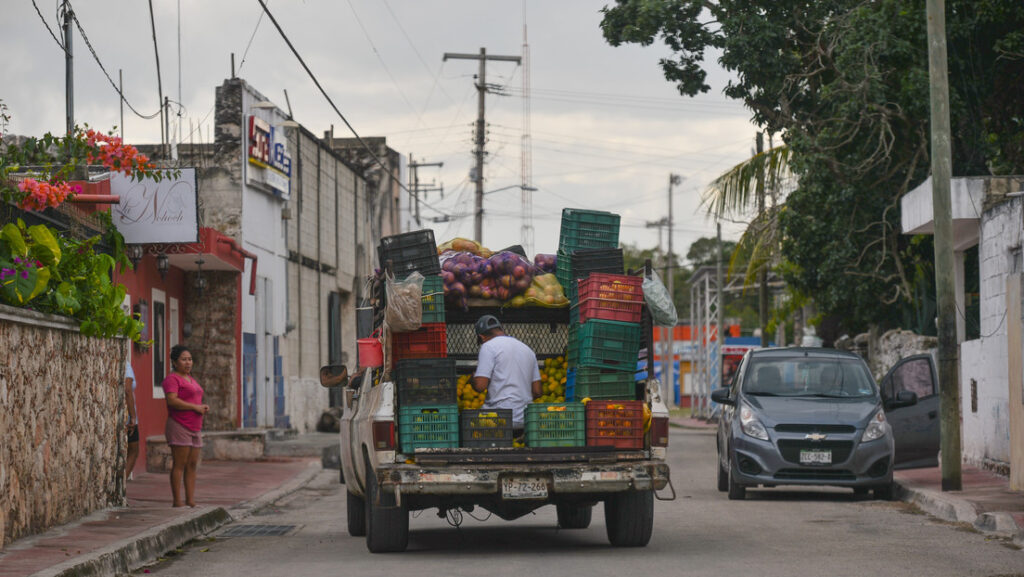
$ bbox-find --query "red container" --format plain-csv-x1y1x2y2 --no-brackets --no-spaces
577,273,644,324
585,399,645,449
392,323,447,363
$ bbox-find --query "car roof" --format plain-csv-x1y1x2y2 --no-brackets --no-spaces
746,347,865,361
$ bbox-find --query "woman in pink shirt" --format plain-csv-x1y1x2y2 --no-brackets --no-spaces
162,344,210,507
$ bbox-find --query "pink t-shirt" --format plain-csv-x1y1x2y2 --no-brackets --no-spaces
162,373,205,431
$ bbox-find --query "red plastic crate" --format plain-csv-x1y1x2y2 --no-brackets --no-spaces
577,273,644,323
585,399,645,449
391,323,447,363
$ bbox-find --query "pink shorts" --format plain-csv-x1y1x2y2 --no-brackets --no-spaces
165,417,203,448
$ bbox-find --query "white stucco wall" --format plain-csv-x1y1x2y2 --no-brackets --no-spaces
959,199,1023,467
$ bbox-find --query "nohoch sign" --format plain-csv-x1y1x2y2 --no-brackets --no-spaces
111,168,199,244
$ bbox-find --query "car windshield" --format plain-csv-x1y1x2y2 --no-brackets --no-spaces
742,356,877,398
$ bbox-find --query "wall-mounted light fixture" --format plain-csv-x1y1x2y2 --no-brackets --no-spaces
126,244,144,270
194,257,207,297
251,100,276,110
156,253,169,280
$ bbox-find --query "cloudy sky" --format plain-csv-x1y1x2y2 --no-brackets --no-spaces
2,0,757,259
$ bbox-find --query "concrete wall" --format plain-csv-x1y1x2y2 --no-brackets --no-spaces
958,198,1023,469
0,306,128,547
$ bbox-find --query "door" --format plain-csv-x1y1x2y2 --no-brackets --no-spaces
880,354,941,469
255,276,274,427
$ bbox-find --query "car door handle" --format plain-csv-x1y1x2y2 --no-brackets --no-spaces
928,410,937,419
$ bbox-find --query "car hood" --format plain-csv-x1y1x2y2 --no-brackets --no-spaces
746,396,879,428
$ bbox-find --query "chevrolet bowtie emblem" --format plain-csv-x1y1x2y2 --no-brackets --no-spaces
805,433,827,441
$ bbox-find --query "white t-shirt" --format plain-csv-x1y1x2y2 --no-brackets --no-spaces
474,335,541,427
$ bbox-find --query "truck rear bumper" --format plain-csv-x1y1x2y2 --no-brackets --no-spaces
379,461,670,496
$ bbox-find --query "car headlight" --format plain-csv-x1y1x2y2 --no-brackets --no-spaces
862,410,888,442
740,403,769,441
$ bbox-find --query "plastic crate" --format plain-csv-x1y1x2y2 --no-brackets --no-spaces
398,405,459,452
567,322,578,367
421,275,445,324
395,357,457,406
585,400,645,449
578,319,641,371
577,273,644,324
569,367,636,401
460,409,514,448
559,209,621,254
557,248,625,302
392,323,447,363
378,229,441,277
525,402,585,448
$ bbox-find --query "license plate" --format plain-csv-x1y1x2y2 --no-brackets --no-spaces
800,449,832,464
501,476,548,499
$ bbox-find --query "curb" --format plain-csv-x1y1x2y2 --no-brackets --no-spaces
29,461,324,577
895,480,1024,542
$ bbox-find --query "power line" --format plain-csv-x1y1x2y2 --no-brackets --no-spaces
32,0,66,53
346,0,418,118
237,0,267,73
254,0,449,217
68,4,161,120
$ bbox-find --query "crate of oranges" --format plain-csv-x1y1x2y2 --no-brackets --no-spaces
585,399,645,449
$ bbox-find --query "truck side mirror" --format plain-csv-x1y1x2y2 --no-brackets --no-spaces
320,364,348,388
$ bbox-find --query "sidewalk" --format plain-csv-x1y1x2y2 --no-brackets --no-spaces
669,414,1024,546
0,458,323,577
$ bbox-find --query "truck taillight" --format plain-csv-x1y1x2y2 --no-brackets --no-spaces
650,417,669,447
372,421,395,451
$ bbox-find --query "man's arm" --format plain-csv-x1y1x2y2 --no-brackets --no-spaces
472,376,490,393
124,378,137,429
531,379,542,399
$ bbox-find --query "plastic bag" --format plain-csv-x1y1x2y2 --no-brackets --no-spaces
507,273,569,308
487,250,535,302
533,253,556,274
642,270,677,327
385,270,423,333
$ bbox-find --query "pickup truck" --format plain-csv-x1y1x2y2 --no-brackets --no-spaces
320,303,673,553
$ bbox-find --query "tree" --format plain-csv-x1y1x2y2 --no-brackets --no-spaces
602,0,1024,335
685,237,737,269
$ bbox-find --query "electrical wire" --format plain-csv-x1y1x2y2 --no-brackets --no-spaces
255,0,450,217
346,0,419,119
67,4,162,119
237,0,267,74
33,0,66,54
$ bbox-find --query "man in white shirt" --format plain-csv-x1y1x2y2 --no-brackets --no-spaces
471,315,542,435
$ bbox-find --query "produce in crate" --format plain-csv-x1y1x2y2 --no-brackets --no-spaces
534,355,568,403
457,374,486,410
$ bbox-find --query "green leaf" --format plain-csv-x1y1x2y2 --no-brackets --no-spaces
1,223,27,257
28,225,61,267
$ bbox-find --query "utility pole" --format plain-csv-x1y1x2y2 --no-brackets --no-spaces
661,174,682,406
443,48,521,244
408,156,443,227
717,222,725,389
756,132,769,347
926,0,962,491
62,0,73,141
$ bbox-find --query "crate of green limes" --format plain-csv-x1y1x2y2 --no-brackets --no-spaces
524,402,585,448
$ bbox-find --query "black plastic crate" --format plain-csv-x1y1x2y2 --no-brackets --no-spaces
460,408,514,448
557,247,625,302
395,358,457,406
378,229,441,277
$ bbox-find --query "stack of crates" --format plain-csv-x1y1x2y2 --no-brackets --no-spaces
378,229,447,368
395,358,459,452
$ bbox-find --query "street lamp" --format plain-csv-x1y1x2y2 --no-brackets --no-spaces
483,184,538,195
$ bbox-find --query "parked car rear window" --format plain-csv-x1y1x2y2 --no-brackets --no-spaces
743,357,877,398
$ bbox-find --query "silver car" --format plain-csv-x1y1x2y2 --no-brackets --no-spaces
712,347,922,500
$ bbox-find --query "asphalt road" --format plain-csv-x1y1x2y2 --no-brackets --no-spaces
139,428,1023,577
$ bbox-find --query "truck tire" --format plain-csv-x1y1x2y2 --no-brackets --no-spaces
556,503,593,529
347,489,366,536
604,490,653,547
364,455,409,553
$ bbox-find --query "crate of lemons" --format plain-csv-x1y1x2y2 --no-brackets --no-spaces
456,355,568,410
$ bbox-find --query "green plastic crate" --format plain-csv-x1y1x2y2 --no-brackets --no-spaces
578,319,641,371
398,405,459,452
421,274,445,324
567,322,578,367
525,402,585,447
570,367,636,401
559,208,621,254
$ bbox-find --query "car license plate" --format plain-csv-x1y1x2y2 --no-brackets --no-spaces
501,476,548,499
800,449,832,464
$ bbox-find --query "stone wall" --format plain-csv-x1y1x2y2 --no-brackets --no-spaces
183,270,241,431
836,328,937,381
0,305,128,548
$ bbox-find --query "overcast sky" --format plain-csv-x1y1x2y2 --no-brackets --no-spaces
2,0,758,259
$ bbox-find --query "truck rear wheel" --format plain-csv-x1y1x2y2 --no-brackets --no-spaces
364,456,408,552
347,489,366,536
556,503,593,529
604,490,653,547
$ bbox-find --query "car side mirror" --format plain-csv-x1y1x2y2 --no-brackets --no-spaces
711,388,735,406
891,390,918,408
319,364,348,388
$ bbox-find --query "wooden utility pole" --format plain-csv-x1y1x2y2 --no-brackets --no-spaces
409,156,443,227
63,0,74,140
756,132,769,347
662,174,682,406
443,48,521,244
926,0,962,490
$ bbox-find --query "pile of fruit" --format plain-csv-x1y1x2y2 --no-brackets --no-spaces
534,355,568,403
457,374,485,410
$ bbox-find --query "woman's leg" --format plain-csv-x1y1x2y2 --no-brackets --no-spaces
169,445,190,507
184,447,201,507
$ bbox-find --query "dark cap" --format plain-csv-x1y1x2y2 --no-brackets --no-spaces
474,314,502,335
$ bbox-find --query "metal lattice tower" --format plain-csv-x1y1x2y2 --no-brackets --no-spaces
520,19,534,255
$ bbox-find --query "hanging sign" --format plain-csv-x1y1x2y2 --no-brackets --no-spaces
111,168,199,244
